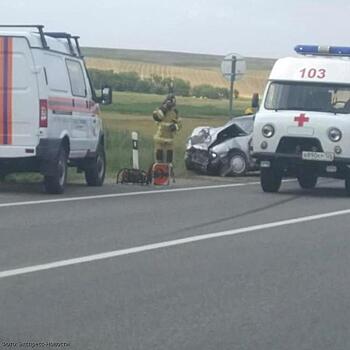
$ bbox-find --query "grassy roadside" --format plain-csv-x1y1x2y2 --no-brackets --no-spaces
102,114,226,177
103,91,249,118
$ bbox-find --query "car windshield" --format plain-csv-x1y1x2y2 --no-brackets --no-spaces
265,81,350,114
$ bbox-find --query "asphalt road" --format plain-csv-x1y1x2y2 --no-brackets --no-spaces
1,177,350,350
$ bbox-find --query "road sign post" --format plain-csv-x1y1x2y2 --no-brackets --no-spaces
229,56,236,115
221,53,246,116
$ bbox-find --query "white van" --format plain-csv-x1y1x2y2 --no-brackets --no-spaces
253,45,350,195
0,25,112,193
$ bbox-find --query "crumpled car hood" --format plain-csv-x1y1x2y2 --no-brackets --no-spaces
187,125,227,150
187,116,254,151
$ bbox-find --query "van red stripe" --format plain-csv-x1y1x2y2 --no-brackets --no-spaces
6,37,13,144
2,37,9,144
48,97,96,113
0,37,13,145
0,38,3,144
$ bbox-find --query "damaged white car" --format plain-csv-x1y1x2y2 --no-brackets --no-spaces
185,115,258,176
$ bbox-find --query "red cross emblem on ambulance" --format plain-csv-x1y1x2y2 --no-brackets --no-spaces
294,113,309,127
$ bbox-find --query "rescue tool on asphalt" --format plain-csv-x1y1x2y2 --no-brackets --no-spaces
253,44,350,195
0,25,112,194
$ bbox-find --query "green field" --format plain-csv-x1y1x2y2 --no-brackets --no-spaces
83,47,268,178
85,48,268,179
103,91,249,118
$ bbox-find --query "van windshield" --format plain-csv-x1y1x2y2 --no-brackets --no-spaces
265,81,350,114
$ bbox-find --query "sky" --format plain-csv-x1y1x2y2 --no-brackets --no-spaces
1,0,350,58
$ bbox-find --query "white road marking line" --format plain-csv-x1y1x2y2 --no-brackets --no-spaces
1,206,349,279
0,179,298,209
0,182,262,208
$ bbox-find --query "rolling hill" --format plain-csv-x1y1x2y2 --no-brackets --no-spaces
82,47,275,96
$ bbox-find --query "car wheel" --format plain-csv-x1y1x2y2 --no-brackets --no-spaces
229,152,248,176
260,166,282,193
220,152,247,177
85,145,106,186
44,147,67,194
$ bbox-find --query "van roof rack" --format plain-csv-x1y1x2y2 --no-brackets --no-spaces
0,25,83,57
0,24,48,49
45,32,82,57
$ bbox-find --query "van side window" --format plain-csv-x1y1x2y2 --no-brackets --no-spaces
44,54,70,93
66,59,87,97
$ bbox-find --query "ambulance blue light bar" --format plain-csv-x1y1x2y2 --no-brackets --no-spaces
295,45,350,56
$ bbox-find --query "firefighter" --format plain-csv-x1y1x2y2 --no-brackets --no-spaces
152,93,182,163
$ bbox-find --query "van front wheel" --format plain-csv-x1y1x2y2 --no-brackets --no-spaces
345,174,350,196
44,148,67,194
85,147,106,186
297,171,318,189
261,166,282,193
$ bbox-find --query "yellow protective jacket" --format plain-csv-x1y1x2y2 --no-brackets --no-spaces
153,108,182,145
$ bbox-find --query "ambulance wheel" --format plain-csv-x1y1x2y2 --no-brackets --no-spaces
44,148,68,194
85,146,106,186
345,176,350,196
297,172,318,189
260,167,282,193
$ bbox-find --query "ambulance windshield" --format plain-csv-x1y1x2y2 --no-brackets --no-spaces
265,82,350,114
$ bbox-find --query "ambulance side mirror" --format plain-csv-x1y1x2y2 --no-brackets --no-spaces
251,93,259,109
100,86,112,105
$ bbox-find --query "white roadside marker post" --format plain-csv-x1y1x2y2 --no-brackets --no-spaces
132,131,139,170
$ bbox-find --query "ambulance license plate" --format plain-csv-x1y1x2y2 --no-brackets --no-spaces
302,151,334,162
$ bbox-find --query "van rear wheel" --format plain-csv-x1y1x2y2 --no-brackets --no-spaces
85,146,106,186
44,148,67,194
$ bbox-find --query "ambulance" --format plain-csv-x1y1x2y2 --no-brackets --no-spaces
253,45,350,195
0,25,112,194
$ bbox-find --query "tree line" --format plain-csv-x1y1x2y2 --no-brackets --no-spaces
88,69,238,100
